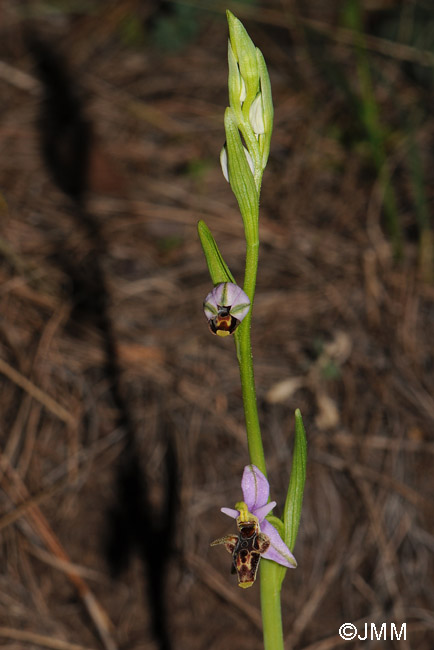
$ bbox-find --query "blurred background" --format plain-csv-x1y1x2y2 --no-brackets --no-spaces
0,1,433,649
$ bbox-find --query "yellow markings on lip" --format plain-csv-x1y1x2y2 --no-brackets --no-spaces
216,330,231,337
238,581,254,589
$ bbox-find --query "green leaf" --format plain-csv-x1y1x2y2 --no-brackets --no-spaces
284,409,307,553
224,107,259,243
197,220,235,285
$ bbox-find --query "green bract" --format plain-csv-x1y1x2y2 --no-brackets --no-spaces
284,409,308,553
197,220,234,285
228,40,245,115
256,48,273,168
224,108,258,244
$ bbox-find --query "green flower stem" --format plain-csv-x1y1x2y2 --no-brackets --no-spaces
261,561,284,650
235,236,285,650
235,238,266,476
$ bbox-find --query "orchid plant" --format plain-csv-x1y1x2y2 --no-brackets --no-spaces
198,11,307,650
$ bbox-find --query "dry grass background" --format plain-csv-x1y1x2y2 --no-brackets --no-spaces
0,1,434,649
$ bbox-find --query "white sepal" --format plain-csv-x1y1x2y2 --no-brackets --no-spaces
249,93,265,135
220,145,229,183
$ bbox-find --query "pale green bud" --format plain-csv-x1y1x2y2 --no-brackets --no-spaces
226,10,259,105
222,11,274,230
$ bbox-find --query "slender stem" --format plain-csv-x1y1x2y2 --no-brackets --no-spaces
235,236,285,650
261,561,284,650
235,238,266,476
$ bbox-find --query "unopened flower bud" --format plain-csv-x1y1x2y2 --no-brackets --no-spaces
227,10,259,105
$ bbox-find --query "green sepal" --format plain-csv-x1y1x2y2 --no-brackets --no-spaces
265,514,287,590
283,409,307,553
197,220,235,285
256,47,273,169
224,107,259,244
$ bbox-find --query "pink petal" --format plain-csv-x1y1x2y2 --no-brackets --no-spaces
254,501,276,522
260,520,297,568
203,288,219,320
221,507,239,519
222,282,245,308
241,465,270,510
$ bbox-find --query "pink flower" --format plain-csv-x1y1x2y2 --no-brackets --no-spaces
203,282,250,337
221,465,297,568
